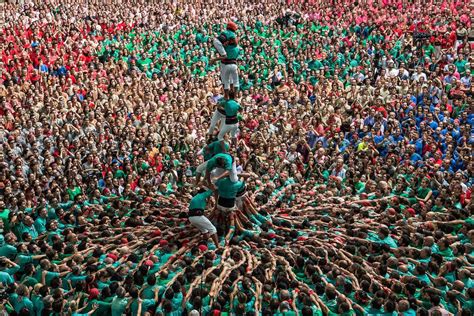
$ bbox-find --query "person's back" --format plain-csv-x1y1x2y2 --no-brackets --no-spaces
111,287,128,316
205,140,229,160
223,99,241,118
207,153,233,171
216,178,244,199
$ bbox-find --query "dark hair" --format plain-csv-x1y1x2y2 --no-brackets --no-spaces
339,301,350,313
384,300,396,312
147,274,156,286
129,287,139,299
192,296,202,309
301,306,313,316
162,299,172,312
164,289,174,300
431,295,441,306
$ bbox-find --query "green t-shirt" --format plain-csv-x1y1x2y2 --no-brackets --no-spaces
111,297,128,316
130,298,156,316
204,141,230,161
223,99,241,117
0,208,11,231
0,271,14,285
189,190,213,210
416,187,431,199
206,153,233,171
216,178,244,199
114,169,126,179
0,244,17,259
142,285,161,300
17,222,39,239
9,293,34,314
218,30,240,59
67,186,82,200
454,60,467,74
34,217,47,235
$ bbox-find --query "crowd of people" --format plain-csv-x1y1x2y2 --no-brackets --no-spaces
0,0,473,315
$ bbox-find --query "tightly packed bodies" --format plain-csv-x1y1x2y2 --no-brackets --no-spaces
0,0,473,315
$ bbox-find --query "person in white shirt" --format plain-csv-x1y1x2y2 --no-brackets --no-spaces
385,61,399,79
411,66,427,82
460,69,471,88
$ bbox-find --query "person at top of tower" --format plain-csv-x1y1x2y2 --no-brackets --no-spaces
212,21,241,99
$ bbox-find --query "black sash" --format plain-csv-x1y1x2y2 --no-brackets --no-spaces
222,59,237,65
218,196,235,208
188,209,204,217
225,116,238,124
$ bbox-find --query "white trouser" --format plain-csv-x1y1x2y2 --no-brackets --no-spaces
213,38,239,89
196,161,208,175
208,110,225,135
189,216,217,235
211,161,238,183
218,123,239,141
220,63,239,90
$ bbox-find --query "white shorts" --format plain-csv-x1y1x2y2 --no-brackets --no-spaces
220,64,239,90
189,216,217,235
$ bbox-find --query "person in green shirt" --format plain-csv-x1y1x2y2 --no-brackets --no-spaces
416,178,432,203
217,90,242,146
187,189,219,248
33,208,48,235
17,215,39,240
205,153,238,184
215,177,245,232
129,286,157,316
9,284,34,316
212,21,241,98
111,287,128,316
195,139,230,184
0,233,18,259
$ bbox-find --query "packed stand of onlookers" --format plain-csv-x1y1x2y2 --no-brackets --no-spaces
0,0,473,315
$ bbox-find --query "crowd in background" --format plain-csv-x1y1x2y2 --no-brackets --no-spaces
0,0,473,315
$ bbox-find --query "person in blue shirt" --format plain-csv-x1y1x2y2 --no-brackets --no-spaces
407,144,423,163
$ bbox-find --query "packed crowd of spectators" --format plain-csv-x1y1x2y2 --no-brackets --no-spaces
0,0,473,315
